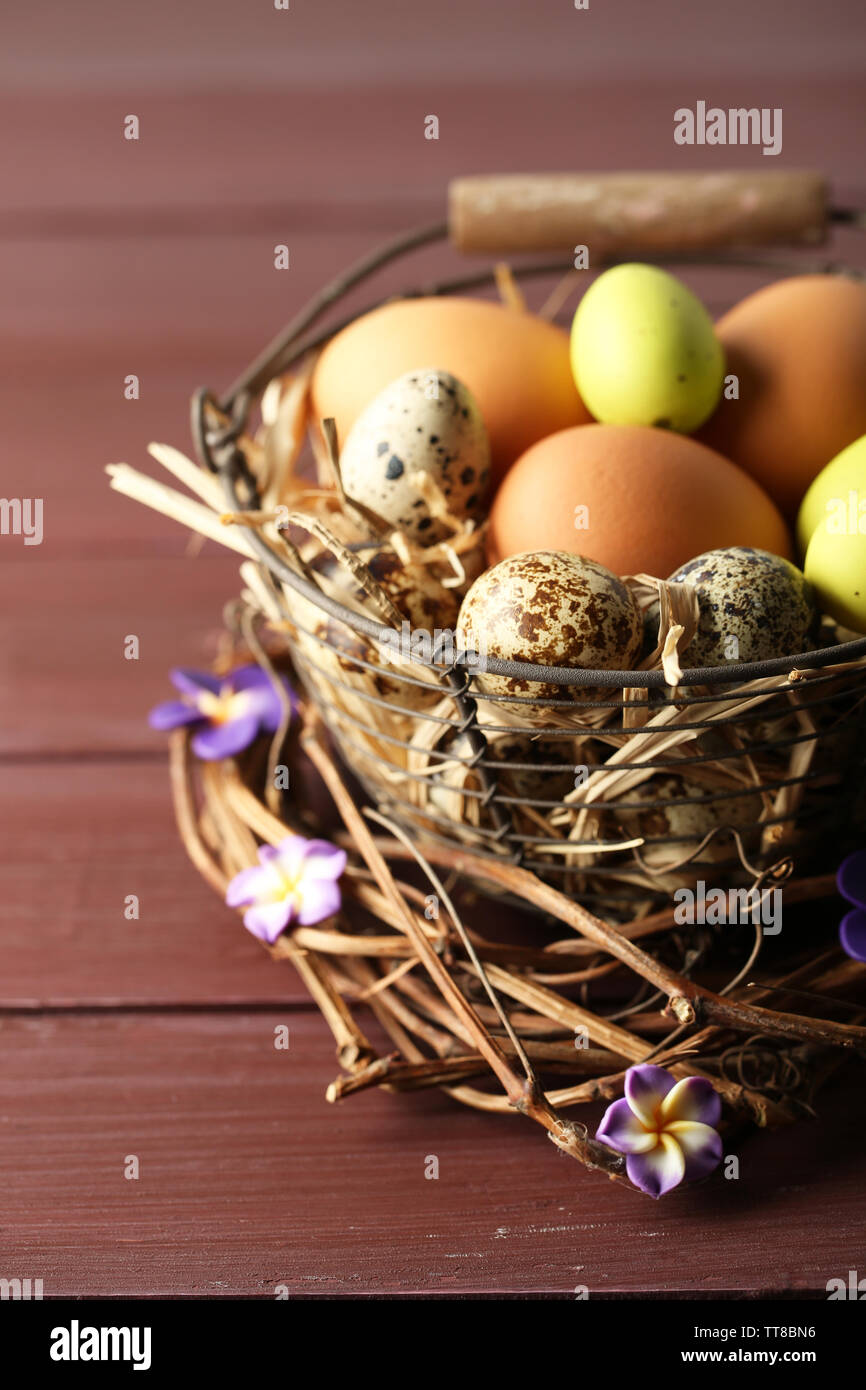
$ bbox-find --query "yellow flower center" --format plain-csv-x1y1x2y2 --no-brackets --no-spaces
197,687,251,726
260,857,304,907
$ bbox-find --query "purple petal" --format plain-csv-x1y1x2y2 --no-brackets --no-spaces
251,691,290,733
148,699,202,731
225,865,266,908
302,842,348,881
191,713,260,760
660,1076,722,1129
296,877,341,926
243,900,294,944
840,908,866,963
229,664,272,689
270,836,308,876
230,666,296,733
838,850,866,909
229,665,289,696
596,1098,656,1155
626,1133,686,1199
625,1064,676,1128
667,1121,724,1183
170,667,222,697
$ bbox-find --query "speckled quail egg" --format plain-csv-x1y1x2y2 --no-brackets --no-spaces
365,548,461,631
613,774,762,872
338,368,490,543
670,547,818,669
306,543,461,632
456,550,642,709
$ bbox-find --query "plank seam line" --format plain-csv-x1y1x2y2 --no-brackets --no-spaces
0,749,168,767
0,999,321,1017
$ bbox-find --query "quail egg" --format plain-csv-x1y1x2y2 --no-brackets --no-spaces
339,368,490,543
613,774,762,872
670,547,817,668
456,550,643,709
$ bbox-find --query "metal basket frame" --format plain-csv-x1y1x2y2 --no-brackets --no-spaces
189,222,866,898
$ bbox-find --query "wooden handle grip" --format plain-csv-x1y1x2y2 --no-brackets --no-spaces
449,171,828,255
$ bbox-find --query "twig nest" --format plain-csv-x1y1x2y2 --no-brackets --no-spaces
669,547,818,668
339,368,490,543
456,550,642,714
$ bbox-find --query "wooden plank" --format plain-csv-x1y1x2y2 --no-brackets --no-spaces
1,370,232,560
10,229,858,371
0,230,445,364
0,1009,862,1296
1,78,864,224
0,557,249,753
0,758,316,1005
6,0,864,103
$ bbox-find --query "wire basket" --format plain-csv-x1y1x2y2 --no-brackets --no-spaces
113,171,866,1191
187,205,866,920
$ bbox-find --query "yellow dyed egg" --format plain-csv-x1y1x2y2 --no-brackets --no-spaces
804,524,866,633
570,264,724,433
796,433,866,557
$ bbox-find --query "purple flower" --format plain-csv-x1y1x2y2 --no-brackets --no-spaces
149,665,296,760
226,835,347,943
838,849,866,963
596,1064,723,1199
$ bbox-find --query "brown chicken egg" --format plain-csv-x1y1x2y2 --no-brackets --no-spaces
699,274,866,516
487,424,792,578
311,296,590,487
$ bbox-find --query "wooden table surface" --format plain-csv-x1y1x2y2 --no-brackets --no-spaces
3,0,865,1298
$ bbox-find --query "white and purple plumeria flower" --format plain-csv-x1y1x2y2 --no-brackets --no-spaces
838,849,866,963
596,1063,723,1199
226,835,347,943
149,665,296,760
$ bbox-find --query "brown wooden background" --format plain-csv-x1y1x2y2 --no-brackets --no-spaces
2,0,865,1297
